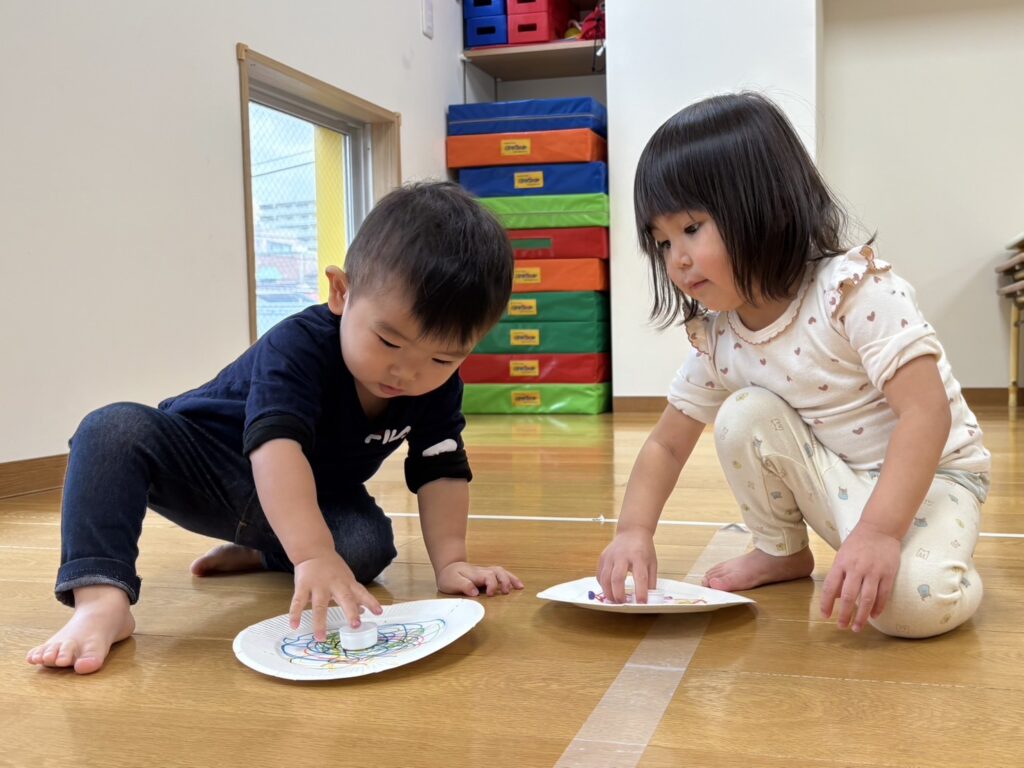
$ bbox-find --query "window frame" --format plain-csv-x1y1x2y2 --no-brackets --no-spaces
237,44,402,342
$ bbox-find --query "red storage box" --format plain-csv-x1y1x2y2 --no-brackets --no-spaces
461,353,610,384
508,9,570,44
507,0,569,15
508,227,609,260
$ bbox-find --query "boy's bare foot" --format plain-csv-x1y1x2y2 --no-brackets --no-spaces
190,543,263,576
26,585,135,675
702,546,815,592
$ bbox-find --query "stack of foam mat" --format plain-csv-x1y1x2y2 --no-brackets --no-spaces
448,97,611,414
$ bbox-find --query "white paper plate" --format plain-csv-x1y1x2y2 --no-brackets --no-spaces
537,577,755,614
232,598,484,680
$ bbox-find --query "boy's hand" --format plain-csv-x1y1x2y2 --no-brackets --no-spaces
821,522,901,632
437,562,524,597
290,552,383,641
597,528,658,604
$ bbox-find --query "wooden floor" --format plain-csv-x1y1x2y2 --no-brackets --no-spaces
2,407,1022,767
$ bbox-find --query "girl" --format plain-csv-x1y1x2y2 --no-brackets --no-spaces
597,92,990,638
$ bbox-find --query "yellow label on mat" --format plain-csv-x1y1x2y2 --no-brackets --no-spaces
510,329,540,346
508,298,538,316
510,360,540,377
514,266,541,286
500,138,532,156
511,390,542,407
514,171,544,189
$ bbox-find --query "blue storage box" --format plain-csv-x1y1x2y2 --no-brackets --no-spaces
448,97,608,138
460,162,608,197
466,15,508,47
464,0,506,18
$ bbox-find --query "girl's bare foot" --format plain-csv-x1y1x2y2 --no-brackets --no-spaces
26,585,135,675
190,543,263,576
702,546,815,592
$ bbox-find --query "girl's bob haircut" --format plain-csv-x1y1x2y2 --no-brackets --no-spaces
634,91,855,327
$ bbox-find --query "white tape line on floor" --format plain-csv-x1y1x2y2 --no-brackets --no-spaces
553,524,752,768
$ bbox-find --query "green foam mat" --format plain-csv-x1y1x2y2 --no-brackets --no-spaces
504,291,609,323
480,193,609,229
462,383,611,414
475,320,609,354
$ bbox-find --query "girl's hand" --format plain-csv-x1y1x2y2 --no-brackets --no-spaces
437,562,524,597
821,522,901,632
290,552,383,640
597,529,658,604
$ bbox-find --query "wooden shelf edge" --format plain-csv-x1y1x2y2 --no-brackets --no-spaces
463,39,607,81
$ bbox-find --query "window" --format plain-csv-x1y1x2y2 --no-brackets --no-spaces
237,45,402,340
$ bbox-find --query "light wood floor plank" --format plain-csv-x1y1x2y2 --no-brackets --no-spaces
1,405,1021,767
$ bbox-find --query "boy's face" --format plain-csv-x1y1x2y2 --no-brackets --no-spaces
328,268,475,404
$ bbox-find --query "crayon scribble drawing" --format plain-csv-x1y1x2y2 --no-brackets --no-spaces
586,590,708,606
279,619,446,669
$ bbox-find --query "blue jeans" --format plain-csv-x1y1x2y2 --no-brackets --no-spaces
55,402,397,607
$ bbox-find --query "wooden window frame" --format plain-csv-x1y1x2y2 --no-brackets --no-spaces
236,44,402,342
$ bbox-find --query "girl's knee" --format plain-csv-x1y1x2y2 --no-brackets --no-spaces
870,570,983,639
715,387,791,436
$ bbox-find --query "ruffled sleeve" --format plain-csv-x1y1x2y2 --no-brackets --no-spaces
685,315,712,356
825,245,943,390
667,315,729,423
823,245,892,315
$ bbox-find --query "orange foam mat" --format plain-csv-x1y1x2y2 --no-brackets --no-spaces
446,129,606,169
512,258,608,293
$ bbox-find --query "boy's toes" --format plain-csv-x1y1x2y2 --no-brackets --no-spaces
41,642,65,666
73,649,105,675
56,643,78,668
46,640,79,668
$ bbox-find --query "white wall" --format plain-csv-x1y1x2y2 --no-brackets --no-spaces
821,0,1024,388
606,0,821,397
0,1,477,463
497,74,606,105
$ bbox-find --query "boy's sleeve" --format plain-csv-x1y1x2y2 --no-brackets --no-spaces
403,375,472,493
242,320,326,456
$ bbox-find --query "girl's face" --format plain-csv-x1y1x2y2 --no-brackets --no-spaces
650,211,742,312
649,211,791,331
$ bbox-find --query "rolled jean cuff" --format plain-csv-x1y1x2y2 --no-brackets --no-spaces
55,557,141,607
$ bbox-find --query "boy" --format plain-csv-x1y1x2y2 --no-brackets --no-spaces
27,181,522,674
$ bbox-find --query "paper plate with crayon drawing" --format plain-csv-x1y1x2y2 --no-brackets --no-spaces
232,598,484,681
537,577,755,614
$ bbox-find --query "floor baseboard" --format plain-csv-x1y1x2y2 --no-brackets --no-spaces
0,454,68,499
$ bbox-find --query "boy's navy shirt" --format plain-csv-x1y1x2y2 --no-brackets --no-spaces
159,304,471,495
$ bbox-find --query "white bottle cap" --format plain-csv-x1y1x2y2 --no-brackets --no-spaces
338,621,379,651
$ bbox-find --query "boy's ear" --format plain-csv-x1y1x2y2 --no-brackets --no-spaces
325,265,349,316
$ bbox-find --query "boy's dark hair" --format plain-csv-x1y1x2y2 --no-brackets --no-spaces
634,91,854,327
343,181,513,346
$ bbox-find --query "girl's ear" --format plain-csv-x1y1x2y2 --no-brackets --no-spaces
325,265,349,316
